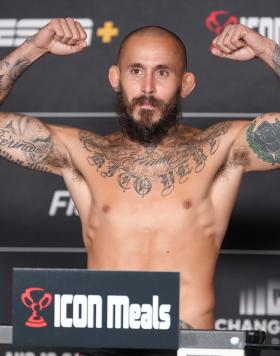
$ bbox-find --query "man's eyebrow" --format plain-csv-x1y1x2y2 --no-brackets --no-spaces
155,64,172,71
128,63,145,68
127,63,174,72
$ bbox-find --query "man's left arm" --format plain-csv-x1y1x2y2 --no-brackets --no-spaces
229,113,280,172
212,24,280,172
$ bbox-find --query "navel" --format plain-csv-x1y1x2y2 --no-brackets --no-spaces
102,204,111,213
183,199,192,210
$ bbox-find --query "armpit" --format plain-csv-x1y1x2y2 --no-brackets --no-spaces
217,146,251,177
230,146,251,167
43,146,70,169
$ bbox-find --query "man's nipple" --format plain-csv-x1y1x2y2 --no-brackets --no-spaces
102,204,111,213
183,199,192,210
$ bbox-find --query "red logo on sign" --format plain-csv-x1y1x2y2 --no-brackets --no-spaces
205,10,239,35
21,288,52,328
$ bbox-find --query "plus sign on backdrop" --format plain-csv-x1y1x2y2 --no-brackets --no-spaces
97,21,119,43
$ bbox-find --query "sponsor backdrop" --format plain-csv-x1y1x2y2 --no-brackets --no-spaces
0,0,280,354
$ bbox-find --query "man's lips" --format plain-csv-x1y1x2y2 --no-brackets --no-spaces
139,99,155,109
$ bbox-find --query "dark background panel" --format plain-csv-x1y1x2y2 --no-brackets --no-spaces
0,0,279,113
215,254,280,355
0,0,279,249
215,254,280,317
0,252,86,325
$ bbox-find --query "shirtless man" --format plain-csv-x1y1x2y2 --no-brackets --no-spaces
0,17,279,338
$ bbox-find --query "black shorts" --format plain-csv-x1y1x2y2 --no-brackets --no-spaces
79,320,192,356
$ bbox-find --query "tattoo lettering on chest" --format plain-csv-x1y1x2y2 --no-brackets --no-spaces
79,122,231,197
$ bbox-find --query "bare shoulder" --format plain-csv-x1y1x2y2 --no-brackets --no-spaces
192,121,247,141
78,128,116,151
205,120,251,175
180,121,250,175
47,126,107,174
179,121,247,149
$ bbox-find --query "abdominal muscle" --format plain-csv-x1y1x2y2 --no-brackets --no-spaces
84,206,221,329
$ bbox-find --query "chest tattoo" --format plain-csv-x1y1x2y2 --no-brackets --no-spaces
79,122,231,197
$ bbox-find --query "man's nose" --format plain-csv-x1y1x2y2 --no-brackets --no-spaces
142,73,155,95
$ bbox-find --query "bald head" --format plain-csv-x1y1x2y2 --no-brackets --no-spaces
117,26,188,70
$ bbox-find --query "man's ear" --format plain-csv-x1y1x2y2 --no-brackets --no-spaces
108,65,121,92
180,72,196,98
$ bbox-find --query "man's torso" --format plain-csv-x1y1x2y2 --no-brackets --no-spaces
60,121,249,328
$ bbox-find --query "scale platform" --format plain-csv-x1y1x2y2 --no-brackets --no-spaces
0,326,271,355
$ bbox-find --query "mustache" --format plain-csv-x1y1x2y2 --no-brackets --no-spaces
129,95,166,112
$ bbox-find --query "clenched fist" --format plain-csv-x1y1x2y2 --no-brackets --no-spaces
32,18,87,55
211,24,274,61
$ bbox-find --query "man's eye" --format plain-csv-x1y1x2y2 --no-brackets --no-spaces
131,68,142,75
157,69,169,78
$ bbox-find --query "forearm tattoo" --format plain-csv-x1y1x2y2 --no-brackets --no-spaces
79,122,231,197
246,116,280,164
272,44,280,79
0,54,31,103
0,113,67,173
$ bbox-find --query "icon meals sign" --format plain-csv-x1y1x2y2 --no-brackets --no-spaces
13,269,179,350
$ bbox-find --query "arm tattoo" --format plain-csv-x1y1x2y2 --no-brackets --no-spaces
79,122,231,197
0,55,31,103
0,149,49,173
0,113,68,173
246,118,280,164
25,36,35,43
272,44,280,79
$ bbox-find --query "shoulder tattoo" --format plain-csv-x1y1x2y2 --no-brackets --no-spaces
247,118,280,165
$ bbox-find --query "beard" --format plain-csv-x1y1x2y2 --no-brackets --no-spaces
116,88,181,145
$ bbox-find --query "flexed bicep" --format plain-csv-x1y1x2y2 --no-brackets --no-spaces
0,112,71,174
229,113,280,173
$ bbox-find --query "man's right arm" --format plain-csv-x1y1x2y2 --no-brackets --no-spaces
0,112,72,175
0,39,44,103
0,18,87,104
0,18,88,174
